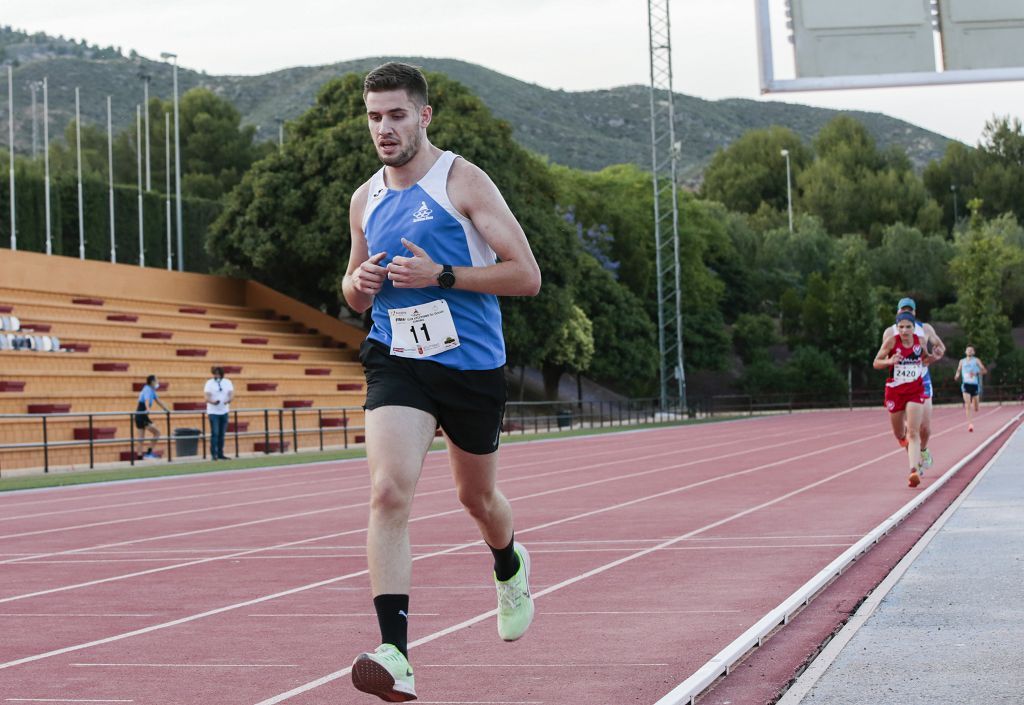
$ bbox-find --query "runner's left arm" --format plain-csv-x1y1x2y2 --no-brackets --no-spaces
923,323,946,361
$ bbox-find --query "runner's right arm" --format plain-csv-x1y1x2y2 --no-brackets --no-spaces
342,183,389,314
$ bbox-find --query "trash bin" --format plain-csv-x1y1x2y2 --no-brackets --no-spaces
173,428,201,457
556,409,573,429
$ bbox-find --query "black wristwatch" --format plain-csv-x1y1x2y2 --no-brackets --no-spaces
437,264,456,289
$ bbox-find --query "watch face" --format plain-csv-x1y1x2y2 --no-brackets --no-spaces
439,270,456,289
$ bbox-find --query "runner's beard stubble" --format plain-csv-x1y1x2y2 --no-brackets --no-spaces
379,131,421,167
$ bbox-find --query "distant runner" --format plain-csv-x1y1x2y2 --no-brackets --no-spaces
875,312,934,488
955,345,988,433
880,298,945,474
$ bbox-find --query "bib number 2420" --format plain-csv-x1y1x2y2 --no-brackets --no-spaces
388,299,460,359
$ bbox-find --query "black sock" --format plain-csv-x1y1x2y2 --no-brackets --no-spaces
489,535,520,582
373,594,409,657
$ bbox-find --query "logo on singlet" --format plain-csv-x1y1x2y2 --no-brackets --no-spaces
412,201,433,223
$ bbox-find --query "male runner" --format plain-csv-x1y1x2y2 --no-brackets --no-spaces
955,345,988,432
880,298,945,473
342,62,541,702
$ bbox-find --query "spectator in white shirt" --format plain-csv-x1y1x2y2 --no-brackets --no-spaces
204,366,234,460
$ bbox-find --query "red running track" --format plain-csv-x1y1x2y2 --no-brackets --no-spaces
0,405,1019,705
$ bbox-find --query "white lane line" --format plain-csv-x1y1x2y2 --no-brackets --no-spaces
418,663,669,667
19,543,850,565
0,420,695,522
0,610,153,614
1,414,855,563
0,419,878,601
541,610,741,615
70,663,296,668
250,426,932,705
246,613,440,617
0,420,887,669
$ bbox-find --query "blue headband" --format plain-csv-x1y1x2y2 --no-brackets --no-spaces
895,312,916,325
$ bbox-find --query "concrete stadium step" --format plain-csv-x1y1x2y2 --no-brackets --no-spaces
0,301,306,335
11,317,332,349
4,372,365,396
0,288,275,321
0,390,365,415
40,338,355,362
0,355,362,378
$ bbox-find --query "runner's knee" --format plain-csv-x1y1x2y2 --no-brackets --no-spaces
370,474,415,515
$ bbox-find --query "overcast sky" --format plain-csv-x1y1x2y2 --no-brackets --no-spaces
6,0,1023,146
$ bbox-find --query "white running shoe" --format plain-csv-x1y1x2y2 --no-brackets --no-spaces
495,542,534,641
351,643,417,702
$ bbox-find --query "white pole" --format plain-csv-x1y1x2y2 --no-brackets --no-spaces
76,87,84,259
43,77,51,255
142,75,151,191
781,149,793,233
161,53,184,271
107,95,116,263
137,104,144,266
165,112,172,271
7,65,15,251
30,81,38,159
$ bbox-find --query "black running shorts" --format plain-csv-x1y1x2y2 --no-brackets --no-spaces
359,339,507,455
135,401,153,430
962,383,979,398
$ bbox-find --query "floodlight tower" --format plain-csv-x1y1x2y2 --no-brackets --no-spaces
647,0,686,412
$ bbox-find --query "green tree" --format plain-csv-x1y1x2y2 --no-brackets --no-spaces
801,272,830,345
732,313,778,364
540,304,595,400
701,126,809,215
949,213,1024,359
798,116,941,239
827,235,879,390
866,223,955,312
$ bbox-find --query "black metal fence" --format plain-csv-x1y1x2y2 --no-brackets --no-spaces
1,386,1020,476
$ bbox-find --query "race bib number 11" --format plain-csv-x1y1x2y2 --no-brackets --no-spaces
388,299,461,359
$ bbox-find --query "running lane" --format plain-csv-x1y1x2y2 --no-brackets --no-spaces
0,406,1016,705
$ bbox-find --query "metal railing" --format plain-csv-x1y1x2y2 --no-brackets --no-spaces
0,405,364,476
2,386,1019,476
708,384,1023,416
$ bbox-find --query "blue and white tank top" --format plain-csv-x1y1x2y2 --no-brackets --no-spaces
961,357,983,385
362,151,505,370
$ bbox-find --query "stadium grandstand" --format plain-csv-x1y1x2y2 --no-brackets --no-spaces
0,249,370,473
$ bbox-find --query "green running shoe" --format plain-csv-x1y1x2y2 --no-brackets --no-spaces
351,643,417,702
920,448,933,473
495,542,534,641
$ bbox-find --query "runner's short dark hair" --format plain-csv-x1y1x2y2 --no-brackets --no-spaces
363,62,428,107
146,374,157,385
211,366,224,377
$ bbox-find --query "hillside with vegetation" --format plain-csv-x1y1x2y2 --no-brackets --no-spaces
1,27,951,175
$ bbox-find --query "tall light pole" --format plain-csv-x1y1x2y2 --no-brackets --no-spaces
781,148,793,233
161,51,184,272
43,77,51,255
276,117,284,147
951,183,959,224
7,64,15,251
165,112,172,271
137,104,144,266
138,71,152,191
76,87,85,259
107,95,116,263
29,80,40,158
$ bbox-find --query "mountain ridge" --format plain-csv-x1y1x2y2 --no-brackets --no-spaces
1,27,953,175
